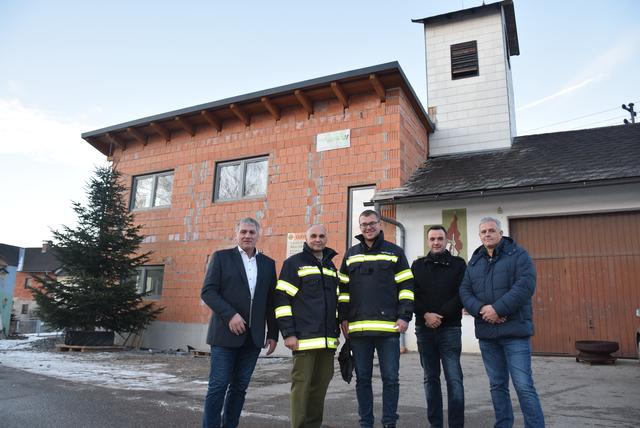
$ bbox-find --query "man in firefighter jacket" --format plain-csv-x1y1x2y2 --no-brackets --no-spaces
338,210,415,428
274,224,340,428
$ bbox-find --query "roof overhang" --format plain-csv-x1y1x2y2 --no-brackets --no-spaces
82,62,435,156
412,0,519,56
372,177,640,206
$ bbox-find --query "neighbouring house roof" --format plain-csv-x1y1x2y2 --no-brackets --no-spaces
82,61,435,156
412,0,519,57
21,247,62,273
0,244,20,267
372,124,640,204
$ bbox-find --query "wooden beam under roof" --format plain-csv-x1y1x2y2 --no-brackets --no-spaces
200,110,222,132
230,103,250,126
175,116,195,137
369,74,386,102
150,121,171,142
127,127,148,146
294,89,313,115
330,81,349,108
261,97,280,121
106,132,125,151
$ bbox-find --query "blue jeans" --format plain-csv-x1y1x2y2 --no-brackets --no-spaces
479,337,545,428
350,335,400,428
416,325,465,428
202,339,261,428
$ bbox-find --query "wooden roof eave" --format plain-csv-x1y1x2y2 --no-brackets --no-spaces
82,61,435,153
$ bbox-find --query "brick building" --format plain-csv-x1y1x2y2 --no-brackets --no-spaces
82,0,640,357
82,63,433,350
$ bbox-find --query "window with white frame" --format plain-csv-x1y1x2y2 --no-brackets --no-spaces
131,171,174,210
214,156,268,201
136,265,164,299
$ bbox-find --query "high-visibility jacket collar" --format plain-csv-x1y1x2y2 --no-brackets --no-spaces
355,230,385,252
302,242,338,265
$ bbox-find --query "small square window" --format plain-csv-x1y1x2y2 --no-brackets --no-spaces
131,171,174,211
214,157,268,201
21,304,29,314
451,41,478,80
136,266,164,299
24,277,32,289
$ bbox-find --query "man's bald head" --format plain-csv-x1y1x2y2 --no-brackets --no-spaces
306,224,328,255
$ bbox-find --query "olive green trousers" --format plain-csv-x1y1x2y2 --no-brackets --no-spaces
290,349,335,428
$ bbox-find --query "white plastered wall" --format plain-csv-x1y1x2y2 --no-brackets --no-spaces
136,320,293,357
396,183,640,353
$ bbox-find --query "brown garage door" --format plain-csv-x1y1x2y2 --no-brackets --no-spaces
510,211,640,358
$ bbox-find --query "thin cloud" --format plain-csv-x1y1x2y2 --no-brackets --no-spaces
517,39,633,112
518,78,595,111
0,98,104,166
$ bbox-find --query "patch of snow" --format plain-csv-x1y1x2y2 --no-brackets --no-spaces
0,333,58,350
0,339,197,391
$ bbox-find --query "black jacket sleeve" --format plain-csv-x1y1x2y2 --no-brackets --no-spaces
440,260,466,320
201,251,237,323
274,257,298,338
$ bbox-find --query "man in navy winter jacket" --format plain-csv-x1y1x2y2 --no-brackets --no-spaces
459,216,544,428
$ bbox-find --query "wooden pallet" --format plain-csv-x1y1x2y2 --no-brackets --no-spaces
189,349,210,357
56,344,124,353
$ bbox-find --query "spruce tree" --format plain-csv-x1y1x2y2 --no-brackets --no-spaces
30,165,163,333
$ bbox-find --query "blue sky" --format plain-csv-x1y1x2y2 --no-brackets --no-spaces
1,0,638,247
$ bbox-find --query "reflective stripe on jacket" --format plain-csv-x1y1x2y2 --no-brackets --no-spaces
338,230,414,336
274,243,340,350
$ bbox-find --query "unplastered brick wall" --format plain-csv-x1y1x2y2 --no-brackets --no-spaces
111,88,429,324
13,271,35,300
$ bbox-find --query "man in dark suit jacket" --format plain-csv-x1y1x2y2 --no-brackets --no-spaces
201,217,278,428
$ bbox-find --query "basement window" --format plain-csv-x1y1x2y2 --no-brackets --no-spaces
131,171,174,211
214,156,268,201
451,41,479,80
136,265,164,299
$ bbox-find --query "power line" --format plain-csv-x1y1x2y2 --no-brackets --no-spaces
522,102,637,133
564,114,626,131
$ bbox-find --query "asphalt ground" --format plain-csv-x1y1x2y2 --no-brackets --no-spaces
1,341,639,427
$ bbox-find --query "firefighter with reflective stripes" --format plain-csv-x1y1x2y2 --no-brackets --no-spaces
274,224,340,428
338,210,414,428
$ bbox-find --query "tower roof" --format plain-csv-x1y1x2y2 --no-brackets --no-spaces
412,0,519,56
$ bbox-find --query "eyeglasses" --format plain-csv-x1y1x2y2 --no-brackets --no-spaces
359,221,379,229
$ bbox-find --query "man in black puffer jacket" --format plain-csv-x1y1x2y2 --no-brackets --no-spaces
412,225,466,428
338,210,414,428
459,216,544,428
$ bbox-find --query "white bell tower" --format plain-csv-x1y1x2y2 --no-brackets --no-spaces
414,0,520,156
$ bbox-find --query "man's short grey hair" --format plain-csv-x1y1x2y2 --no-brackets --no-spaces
479,216,502,231
236,217,260,232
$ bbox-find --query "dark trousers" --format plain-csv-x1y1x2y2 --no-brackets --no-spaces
416,325,465,428
203,336,261,428
479,337,544,428
290,349,335,428
350,335,400,428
